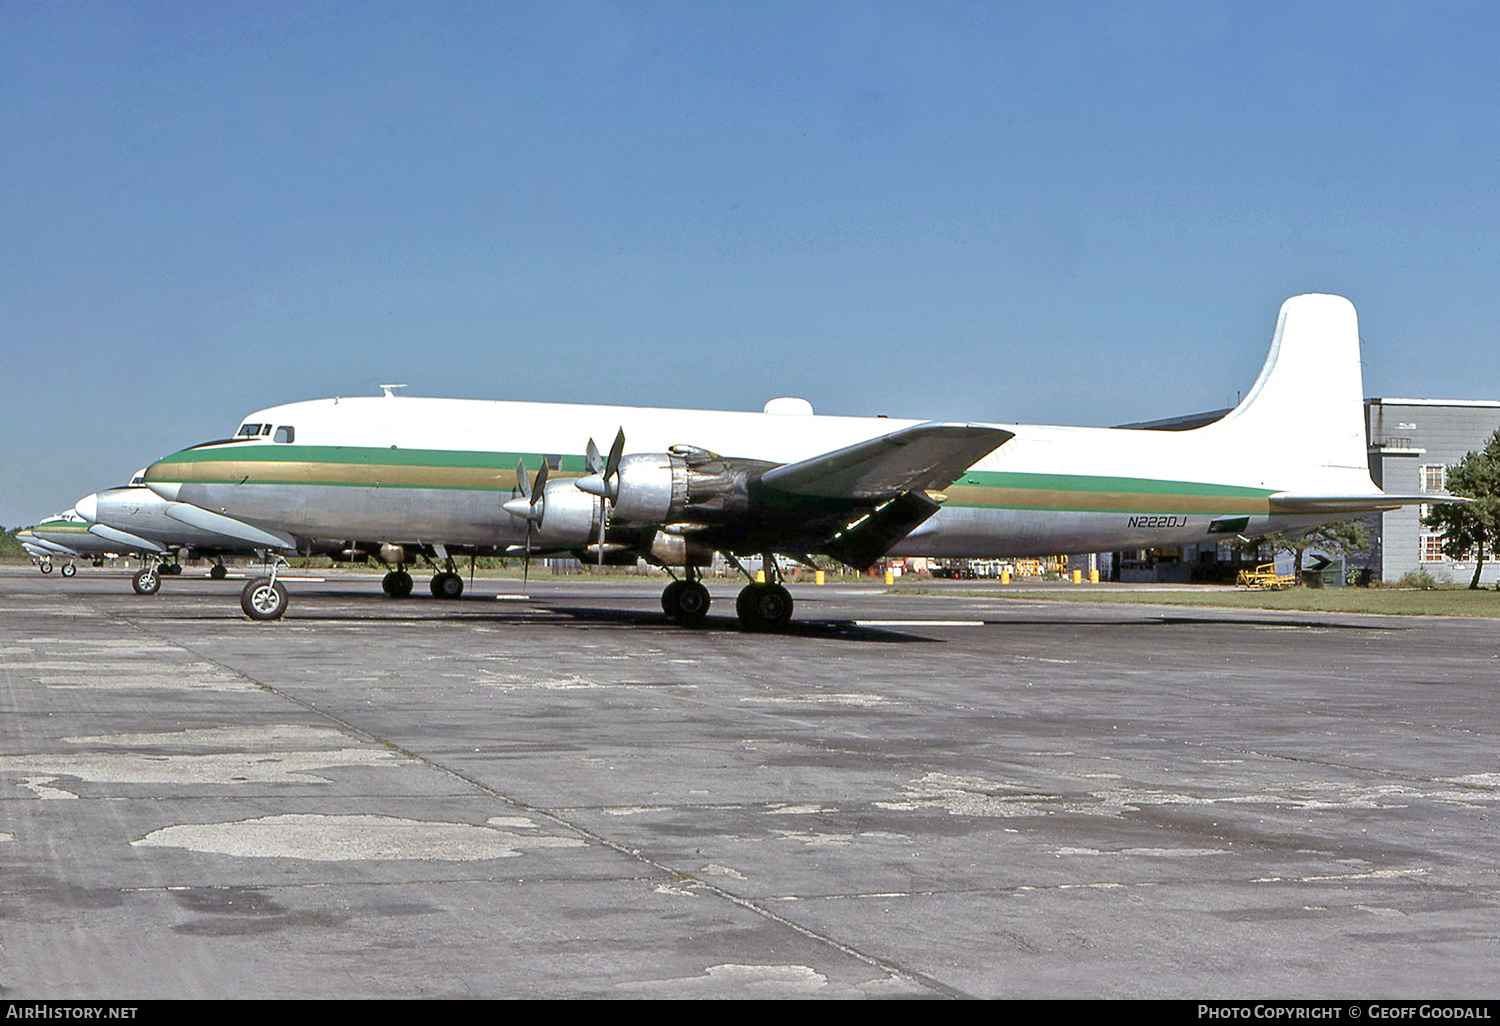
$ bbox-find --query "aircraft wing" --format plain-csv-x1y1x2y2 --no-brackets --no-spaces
758,422,1014,501
1268,492,1461,513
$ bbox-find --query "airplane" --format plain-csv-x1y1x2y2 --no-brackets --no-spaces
16,509,147,578
141,294,1431,627
70,469,355,595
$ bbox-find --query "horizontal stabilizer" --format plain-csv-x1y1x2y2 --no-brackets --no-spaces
89,524,166,554
760,423,1013,501
163,502,298,551
1268,492,1459,513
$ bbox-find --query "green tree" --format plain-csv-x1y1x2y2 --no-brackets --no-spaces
1256,519,1371,580
1422,429,1500,589
0,528,26,559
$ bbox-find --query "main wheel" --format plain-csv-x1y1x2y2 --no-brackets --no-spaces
382,569,414,598
662,580,711,625
736,582,793,630
240,578,289,620
39,560,52,574
430,572,464,599
132,568,161,595
162,563,182,575
61,563,77,578
209,564,228,580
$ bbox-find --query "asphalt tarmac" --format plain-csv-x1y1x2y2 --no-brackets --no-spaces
0,566,1496,999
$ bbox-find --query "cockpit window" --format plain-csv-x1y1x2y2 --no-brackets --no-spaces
237,423,264,438
273,425,295,443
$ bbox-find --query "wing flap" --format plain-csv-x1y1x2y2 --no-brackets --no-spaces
759,423,1013,501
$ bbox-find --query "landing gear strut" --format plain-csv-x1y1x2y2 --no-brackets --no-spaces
661,566,710,625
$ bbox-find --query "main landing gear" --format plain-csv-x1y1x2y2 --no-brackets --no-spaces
381,567,414,598
428,552,465,599
660,555,796,630
661,567,711,625
430,570,464,599
60,561,77,578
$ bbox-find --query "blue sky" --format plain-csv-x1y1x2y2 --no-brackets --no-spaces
3,1,1498,527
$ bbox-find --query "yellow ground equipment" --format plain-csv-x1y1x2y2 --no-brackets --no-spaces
1236,563,1297,590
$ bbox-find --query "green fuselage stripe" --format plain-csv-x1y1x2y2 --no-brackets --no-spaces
149,444,1280,515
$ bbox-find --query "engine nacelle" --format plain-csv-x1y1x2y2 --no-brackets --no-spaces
604,447,760,526
531,479,601,548
609,454,688,524
648,531,715,567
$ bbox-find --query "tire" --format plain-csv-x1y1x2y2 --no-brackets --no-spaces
430,572,464,599
736,583,793,630
61,563,76,578
662,580,710,624
132,568,161,595
383,570,414,598
162,563,182,575
240,578,289,620
209,564,228,580
39,561,52,575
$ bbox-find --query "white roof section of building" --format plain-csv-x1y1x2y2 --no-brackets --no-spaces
1369,397,1500,408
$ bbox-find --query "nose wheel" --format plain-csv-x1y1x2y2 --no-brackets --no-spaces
240,578,289,620
132,566,161,595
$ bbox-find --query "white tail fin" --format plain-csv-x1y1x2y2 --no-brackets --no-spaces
1202,294,1370,474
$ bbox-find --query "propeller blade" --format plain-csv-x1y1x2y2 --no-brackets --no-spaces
605,428,625,482
515,458,531,500
586,438,604,476
530,461,550,527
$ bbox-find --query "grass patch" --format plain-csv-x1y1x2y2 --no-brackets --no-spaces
892,585,1500,618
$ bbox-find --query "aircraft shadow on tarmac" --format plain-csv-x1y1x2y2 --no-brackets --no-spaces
137,599,941,643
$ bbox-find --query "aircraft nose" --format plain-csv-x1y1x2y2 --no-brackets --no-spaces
75,492,99,523
141,462,181,501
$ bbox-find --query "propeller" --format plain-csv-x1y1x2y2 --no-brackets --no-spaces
578,428,626,566
503,458,551,584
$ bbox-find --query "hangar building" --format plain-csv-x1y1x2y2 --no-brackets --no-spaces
1364,398,1500,586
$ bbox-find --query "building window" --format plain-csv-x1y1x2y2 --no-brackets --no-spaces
1420,535,1446,563
1420,464,1447,493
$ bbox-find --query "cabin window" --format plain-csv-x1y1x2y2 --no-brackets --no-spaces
274,425,296,443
